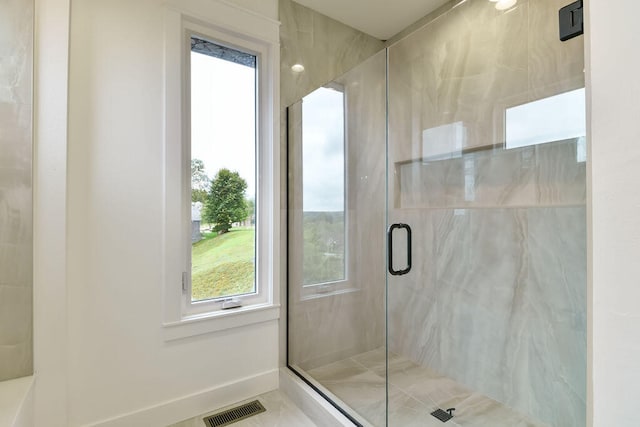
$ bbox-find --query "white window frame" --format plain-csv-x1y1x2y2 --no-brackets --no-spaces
184,32,264,314
162,1,280,340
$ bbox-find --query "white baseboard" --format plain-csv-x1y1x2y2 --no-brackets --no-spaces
88,369,279,427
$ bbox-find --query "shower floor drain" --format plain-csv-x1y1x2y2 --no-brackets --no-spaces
203,400,266,427
431,408,455,422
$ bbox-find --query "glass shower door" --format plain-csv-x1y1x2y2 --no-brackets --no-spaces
386,0,586,426
287,50,388,426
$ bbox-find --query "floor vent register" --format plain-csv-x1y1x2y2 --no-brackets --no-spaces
203,400,266,427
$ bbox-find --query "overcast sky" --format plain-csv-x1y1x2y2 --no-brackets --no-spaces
302,87,345,212
191,51,256,199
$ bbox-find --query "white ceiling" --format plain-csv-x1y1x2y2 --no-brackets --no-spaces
292,0,451,40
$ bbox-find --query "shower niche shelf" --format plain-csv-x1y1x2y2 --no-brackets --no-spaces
393,138,586,210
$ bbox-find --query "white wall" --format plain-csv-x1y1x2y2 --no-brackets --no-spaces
35,0,280,425
226,0,278,20
587,0,640,426
33,0,70,424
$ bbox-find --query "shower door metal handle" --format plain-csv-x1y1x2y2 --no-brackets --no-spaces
388,223,412,276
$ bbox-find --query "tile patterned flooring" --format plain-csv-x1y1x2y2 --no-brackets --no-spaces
170,349,549,427
169,390,316,427
306,348,549,427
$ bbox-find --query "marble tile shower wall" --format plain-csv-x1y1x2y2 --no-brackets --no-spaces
0,0,34,381
397,139,586,209
279,0,384,108
388,0,586,426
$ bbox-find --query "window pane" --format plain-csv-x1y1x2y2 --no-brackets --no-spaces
506,88,586,150
190,38,256,302
302,86,346,286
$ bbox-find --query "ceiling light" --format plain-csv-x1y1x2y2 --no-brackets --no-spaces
495,0,517,10
291,64,305,73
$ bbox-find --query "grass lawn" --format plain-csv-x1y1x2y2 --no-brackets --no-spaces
191,227,255,301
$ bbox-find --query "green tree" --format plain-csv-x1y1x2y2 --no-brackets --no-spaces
191,158,210,203
204,168,248,234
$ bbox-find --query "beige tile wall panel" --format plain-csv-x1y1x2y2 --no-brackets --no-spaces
0,0,34,381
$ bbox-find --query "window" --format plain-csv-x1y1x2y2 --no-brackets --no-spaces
162,3,279,338
505,88,586,150
301,86,347,286
189,38,257,304
161,11,279,329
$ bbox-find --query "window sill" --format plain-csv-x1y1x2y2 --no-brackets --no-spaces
163,303,280,341
301,287,359,301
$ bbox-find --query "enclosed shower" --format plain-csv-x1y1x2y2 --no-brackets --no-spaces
286,0,586,426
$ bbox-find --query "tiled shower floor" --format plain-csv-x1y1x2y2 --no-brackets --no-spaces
305,348,548,427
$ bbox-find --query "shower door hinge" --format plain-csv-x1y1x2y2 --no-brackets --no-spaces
182,271,188,293
559,0,584,42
